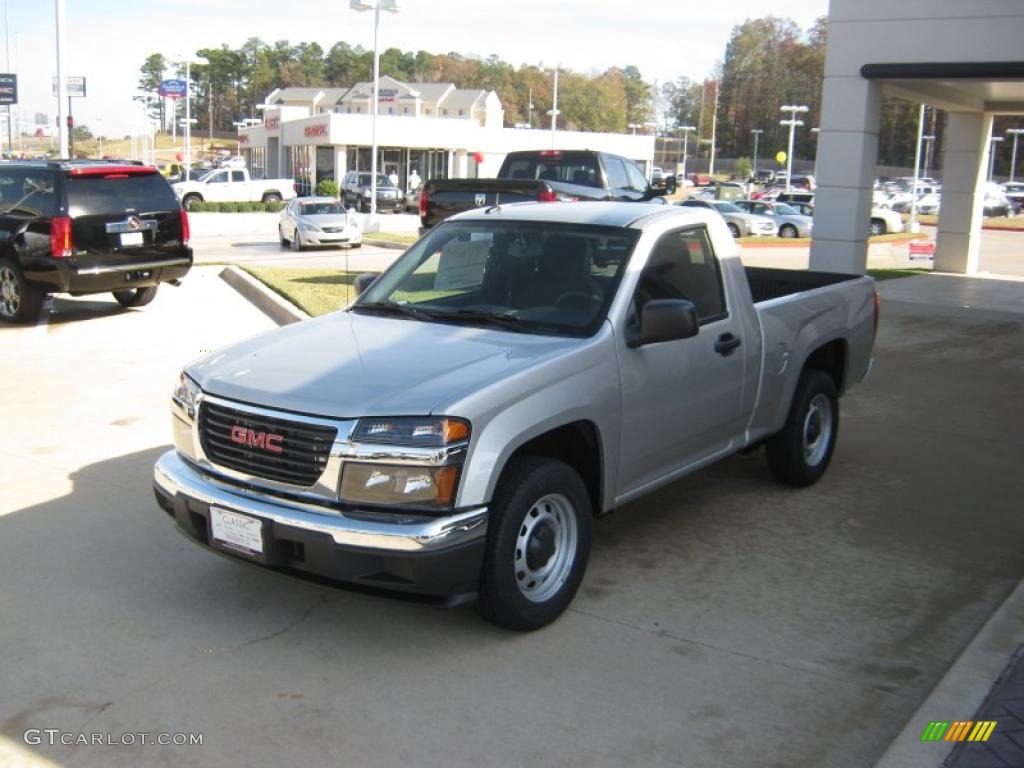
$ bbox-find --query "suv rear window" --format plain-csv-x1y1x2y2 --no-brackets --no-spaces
67,173,179,216
502,152,601,188
0,168,59,218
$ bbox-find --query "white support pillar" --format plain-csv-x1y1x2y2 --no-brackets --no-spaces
334,146,347,196
933,112,993,274
809,77,883,274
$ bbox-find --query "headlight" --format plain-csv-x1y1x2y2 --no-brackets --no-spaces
352,417,469,446
172,372,200,422
340,463,460,508
299,221,321,232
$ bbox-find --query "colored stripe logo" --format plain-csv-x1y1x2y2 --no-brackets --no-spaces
920,721,997,742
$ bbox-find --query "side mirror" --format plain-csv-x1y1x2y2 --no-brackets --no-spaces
625,299,700,348
353,273,379,296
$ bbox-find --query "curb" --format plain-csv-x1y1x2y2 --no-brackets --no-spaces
872,577,1024,768
363,238,409,250
739,234,928,249
219,266,310,327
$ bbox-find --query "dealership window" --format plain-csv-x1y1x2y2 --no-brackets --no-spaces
388,106,394,114
291,146,314,196
245,147,266,179
403,107,409,115
425,108,432,115
442,109,448,116
458,109,464,116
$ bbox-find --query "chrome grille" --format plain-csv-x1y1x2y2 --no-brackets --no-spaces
199,401,337,487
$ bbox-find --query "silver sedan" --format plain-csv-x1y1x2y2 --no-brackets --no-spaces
733,200,814,238
279,197,363,251
677,199,777,238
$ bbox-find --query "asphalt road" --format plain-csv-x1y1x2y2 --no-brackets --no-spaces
1,267,1022,767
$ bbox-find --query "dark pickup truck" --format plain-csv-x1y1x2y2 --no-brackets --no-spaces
417,149,676,228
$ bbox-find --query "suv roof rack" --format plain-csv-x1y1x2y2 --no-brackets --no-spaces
45,159,147,170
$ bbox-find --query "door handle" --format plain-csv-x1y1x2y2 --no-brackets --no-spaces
714,333,742,356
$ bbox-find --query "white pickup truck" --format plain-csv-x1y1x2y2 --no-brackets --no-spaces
155,202,878,630
172,168,296,210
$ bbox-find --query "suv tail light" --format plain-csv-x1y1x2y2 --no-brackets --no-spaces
180,208,190,245
50,216,73,259
538,186,558,203
418,187,428,217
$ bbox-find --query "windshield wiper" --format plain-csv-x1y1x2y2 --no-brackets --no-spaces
351,301,435,322
427,308,535,332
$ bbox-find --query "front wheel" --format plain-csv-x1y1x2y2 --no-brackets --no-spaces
476,457,592,631
262,192,282,205
290,230,303,252
0,258,44,323
765,369,839,486
727,223,741,238
279,226,289,249
869,219,886,237
112,286,159,308
182,194,202,212
780,224,798,239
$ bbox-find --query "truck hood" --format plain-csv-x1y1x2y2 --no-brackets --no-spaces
187,311,583,419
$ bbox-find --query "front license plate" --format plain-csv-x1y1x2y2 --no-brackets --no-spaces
120,232,144,247
210,507,264,555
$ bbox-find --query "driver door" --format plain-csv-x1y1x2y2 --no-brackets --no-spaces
204,170,230,202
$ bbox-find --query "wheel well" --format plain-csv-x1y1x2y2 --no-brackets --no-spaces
804,339,847,392
509,421,602,514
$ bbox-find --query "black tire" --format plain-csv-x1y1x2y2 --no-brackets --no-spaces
279,226,289,249
360,198,371,214
869,219,886,237
0,257,44,323
476,457,592,631
262,192,282,205
112,286,159,308
780,224,798,239
727,223,741,238
765,369,839,487
290,230,303,252
348,242,362,249
182,194,202,212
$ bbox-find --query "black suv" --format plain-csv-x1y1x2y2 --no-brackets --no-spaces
0,160,192,323
342,171,406,214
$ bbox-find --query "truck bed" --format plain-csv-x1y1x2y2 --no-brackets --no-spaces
744,267,861,304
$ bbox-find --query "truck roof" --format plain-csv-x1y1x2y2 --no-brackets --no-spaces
449,201,708,230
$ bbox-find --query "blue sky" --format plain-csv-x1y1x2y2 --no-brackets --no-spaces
4,0,828,137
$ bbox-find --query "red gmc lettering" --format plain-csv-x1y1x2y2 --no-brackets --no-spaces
229,426,284,453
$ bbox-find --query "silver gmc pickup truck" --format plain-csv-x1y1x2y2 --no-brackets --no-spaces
154,202,877,630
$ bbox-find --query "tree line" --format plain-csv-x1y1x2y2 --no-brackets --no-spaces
138,20,1003,172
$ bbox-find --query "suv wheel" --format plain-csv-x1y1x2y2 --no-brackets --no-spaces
182,194,202,212
112,286,159,308
476,457,592,631
263,192,282,205
765,369,839,486
0,258,44,323
869,219,886,236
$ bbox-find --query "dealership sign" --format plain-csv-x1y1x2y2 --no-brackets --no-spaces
0,73,17,105
52,76,87,98
303,123,328,138
158,79,187,98
378,87,398,103
264,115,280,131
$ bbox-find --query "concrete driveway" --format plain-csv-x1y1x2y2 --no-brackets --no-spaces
1,268,1022,767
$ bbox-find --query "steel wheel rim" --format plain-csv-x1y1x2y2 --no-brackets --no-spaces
515,493,578,603
0,265,20,317
802,393,833,466
781,225,796,238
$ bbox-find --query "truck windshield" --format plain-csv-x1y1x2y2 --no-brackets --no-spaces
353,220,639,337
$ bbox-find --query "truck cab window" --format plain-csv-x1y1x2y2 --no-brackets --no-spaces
604,157,630,189
636,227,726,324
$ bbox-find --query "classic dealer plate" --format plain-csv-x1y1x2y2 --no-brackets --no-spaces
120,232,144,247
210,507,264,555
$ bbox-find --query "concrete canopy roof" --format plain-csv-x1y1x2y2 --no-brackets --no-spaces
862,62,1024,114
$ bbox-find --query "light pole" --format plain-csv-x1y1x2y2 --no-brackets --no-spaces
988,136,1004,182
679,125,695,181
921,135,935,179
546,64,560,149
351,0,399,217
174,54,207,179
55,0,68,157
779,105,808,193
909,104,926,233
1007,128,1024,183
708,78,720,177
750,128,763,178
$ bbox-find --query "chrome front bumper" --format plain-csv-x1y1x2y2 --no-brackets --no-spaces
153,450,488,553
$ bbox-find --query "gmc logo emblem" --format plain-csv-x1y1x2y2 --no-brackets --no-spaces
230,425,283,453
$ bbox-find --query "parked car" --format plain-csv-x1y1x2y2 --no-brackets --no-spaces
677,198,777,238
774,193,904,236
217,155,247,169
154,200,878,630
0,160,191,323
173,167,296,210
278,197,363,251
751,169,775,185
419,150,675,229
1002,181,1024,213
733,200,814,238
342,171,406,214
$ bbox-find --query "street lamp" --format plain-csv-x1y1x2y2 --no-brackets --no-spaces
988,136,1004,182
1007,128,1024,183
679,125,695,181
351,0,399,217
750,128,763,178
779,105,808,193
921,135,936,179
173,54,208,180
909,105,927,233
544,63,561,148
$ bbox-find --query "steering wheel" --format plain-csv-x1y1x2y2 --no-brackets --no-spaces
555,292,601,312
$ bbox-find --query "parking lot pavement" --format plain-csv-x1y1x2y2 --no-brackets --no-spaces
1,271,1022,767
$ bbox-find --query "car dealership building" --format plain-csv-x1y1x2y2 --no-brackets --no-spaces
237,76,655,195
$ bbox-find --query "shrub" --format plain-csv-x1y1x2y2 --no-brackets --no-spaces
735,156,753,182
315,179,339,197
